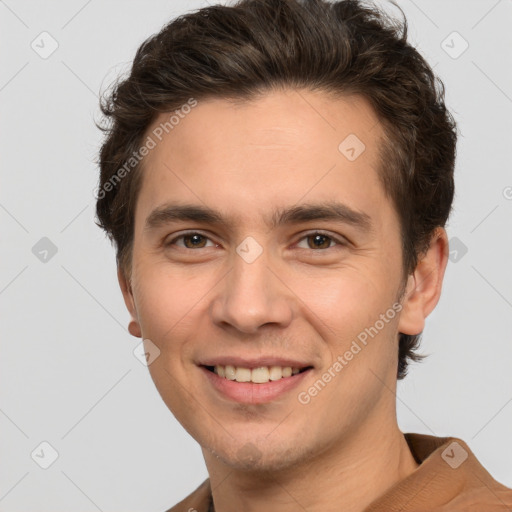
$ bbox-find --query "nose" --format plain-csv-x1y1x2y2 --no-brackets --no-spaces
210,242,294,334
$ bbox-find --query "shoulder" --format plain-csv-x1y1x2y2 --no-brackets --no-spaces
406,433,512,511
163,479,211,512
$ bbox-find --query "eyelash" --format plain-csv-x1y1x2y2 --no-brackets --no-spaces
165,230,347,252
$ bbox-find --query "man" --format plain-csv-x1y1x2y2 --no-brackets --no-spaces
95,0,512,510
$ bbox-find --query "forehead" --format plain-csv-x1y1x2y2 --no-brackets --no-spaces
135,88,394,233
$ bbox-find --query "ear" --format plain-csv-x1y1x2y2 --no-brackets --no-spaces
398,227,449,336
117,267,142,338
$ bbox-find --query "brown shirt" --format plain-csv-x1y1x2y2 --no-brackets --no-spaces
166,433,512,511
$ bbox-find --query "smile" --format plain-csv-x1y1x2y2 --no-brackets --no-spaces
200,363,314,404
206,364,310,383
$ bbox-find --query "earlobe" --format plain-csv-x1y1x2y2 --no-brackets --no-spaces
128,319,142,337
117,267,142,338
397,228,449,336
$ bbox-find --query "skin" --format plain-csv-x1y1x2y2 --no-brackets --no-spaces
119,88,449,512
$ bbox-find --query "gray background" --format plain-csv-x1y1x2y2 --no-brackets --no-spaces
1,0,511,510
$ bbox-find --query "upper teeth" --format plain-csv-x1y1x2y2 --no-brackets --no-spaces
214,365,301,383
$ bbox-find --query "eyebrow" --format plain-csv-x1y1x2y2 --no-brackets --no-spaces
144,201,373,234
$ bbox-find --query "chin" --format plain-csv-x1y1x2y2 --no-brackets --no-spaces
206,437,315,473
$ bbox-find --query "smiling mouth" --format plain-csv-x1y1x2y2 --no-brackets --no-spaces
203,365,313,384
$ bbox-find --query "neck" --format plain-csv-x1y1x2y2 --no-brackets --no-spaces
203,417,419,512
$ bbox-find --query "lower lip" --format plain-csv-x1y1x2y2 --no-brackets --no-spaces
200,366,312,404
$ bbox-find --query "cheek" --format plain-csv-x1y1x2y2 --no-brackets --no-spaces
132,269,209,429
290,263,399,344
293,271,401,431
133,261,207,338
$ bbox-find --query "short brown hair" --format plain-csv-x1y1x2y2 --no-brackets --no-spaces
95,0,457,379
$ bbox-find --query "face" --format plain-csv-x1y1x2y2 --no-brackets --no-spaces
121,88,416,472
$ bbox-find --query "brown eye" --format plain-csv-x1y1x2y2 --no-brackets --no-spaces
306,234,332,249
296,231,344,251
166,232,215,249
182,234,208,248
